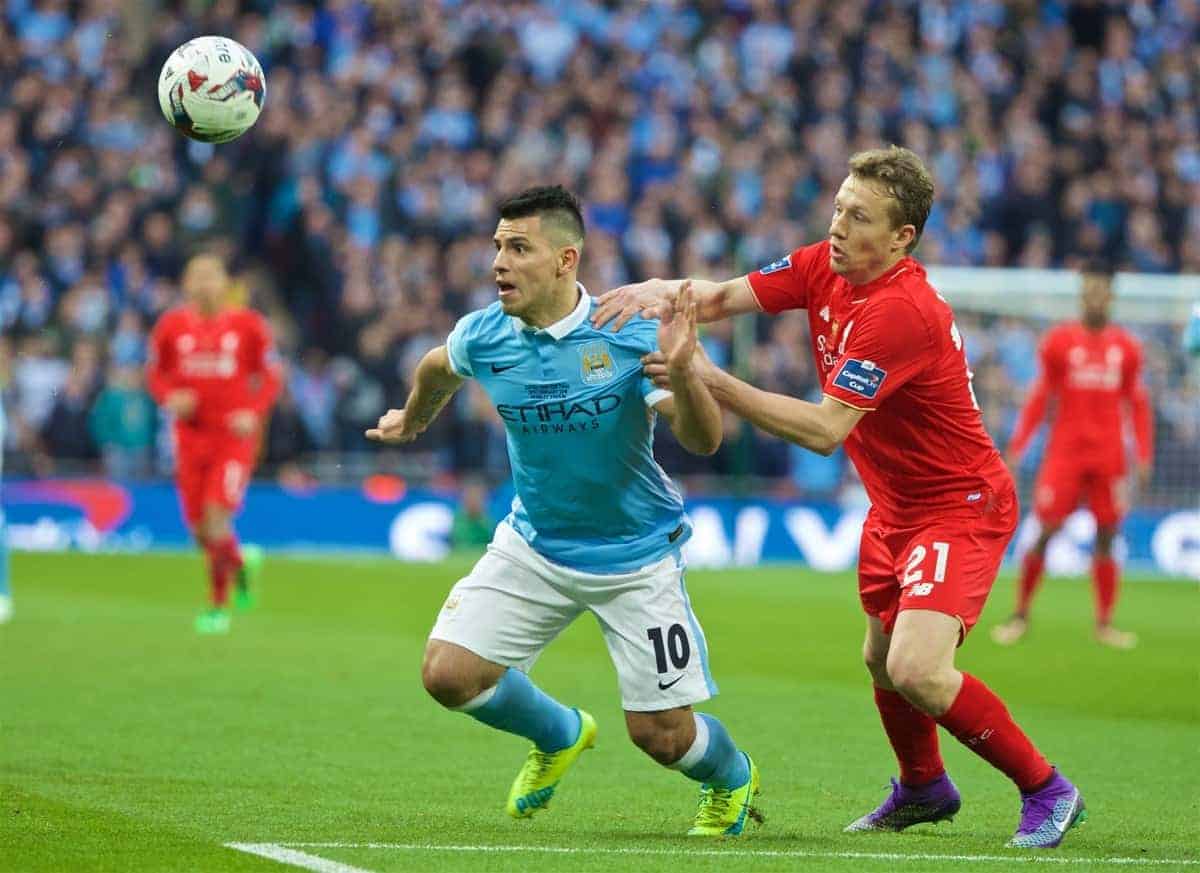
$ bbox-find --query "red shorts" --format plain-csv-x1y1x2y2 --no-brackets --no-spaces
858,486,1019,639
175,436,257,528
1034,463,1126,528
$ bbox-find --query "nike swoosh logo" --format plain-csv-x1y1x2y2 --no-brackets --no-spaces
658,675,684,690
490,363,519,373
1052,795,1079,832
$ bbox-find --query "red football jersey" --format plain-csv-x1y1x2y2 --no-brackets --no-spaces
748,241,1010,523
1007,322,1152,476
147,305,282,441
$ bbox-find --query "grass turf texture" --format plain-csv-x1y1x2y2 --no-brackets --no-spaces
2,551,1196,872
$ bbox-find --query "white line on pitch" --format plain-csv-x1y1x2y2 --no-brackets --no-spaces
284,842,1200,867
225,843,377,873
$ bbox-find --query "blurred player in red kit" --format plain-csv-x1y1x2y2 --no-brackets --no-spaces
147,253,280,634
596,146,1087,848
993,272,1153,650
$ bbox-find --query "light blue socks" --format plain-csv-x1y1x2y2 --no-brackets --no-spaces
453,667,580,752
669,712,750,789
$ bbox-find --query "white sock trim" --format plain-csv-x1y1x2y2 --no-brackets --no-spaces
450,683,498,713
668,712,710,771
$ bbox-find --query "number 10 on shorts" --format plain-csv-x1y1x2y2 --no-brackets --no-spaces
648,624,691,673
903,541,950,597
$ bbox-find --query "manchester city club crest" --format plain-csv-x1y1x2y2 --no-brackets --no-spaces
579,340,615,384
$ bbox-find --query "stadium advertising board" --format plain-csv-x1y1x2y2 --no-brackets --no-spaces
4,479,1196,578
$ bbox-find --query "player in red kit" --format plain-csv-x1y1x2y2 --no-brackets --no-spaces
147,253,281,634
595,147,1086,849
992,273,1153,650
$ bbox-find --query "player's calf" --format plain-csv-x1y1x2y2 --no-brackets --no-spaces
626,709,695,766
662,712,763,837
422,651,590,820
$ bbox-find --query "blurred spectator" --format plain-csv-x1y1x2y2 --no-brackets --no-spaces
0,0,1194,505
89,363,157,480
39,366,99,471
450,478,496,549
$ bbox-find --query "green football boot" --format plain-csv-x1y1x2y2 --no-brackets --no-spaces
194,607,231,634
234,544,264,612
688,753,763,836
506,709,597,818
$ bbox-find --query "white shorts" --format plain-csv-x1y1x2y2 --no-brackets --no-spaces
429,522,717,712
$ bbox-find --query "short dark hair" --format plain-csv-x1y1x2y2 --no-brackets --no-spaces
848,146,935,253
497,185,585,247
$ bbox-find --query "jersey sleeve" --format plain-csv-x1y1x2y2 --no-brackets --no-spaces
243,313,283,414
745,241,829,314
822,297,934,411
1007,333,1060,458
642,376,671,408
629,318,671,407
445,311,481,378
145,313,178,404
1122,336,1154,466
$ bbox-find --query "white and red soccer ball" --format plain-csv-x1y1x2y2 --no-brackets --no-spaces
158,36,266,143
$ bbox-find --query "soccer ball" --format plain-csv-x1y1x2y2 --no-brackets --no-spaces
157,36,266,144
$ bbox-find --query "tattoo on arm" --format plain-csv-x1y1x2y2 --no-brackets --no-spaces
413,388,451,429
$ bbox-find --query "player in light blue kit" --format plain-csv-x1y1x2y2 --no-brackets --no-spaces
368,187,761,836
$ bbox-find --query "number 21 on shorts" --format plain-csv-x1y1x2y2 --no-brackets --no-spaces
902,541,950,597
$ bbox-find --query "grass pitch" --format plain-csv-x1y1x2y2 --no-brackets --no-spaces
2,551,1197,871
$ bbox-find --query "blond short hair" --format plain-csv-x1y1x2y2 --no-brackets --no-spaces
848,146,935,253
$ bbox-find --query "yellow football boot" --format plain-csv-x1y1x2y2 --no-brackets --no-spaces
687,753,763,836
506,709,597,818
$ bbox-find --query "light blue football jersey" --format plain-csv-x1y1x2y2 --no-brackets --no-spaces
446,284,690,574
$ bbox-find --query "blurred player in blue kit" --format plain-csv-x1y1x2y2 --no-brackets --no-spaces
367,186,761,836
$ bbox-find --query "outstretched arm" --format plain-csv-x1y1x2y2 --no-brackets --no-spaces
366,345,465,444
1123,343,1153,488
592,276,759,331
1006,378,1048,465
643,346,865,456
707,370,865,456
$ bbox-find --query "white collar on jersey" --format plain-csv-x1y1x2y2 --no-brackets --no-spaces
510,281,591,341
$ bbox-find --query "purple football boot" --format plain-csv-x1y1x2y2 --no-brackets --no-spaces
844,773,962,832
1008,770,1087,848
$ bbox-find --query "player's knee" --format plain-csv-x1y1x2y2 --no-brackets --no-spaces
862,639,889,683
627,720,689,766
1094,527,1117,555
201,507,231,541
420,650,480,708
885,651,939,706
1033,528,1057,552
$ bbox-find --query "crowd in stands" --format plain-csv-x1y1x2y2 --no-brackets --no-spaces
2,0,1197,503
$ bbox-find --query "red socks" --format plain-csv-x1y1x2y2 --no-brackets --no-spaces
202,537,243,607
1018,551,1120,625
1015,551,1045,617
874,686,945,786
1093,556,1118,626
937,673,1053,792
